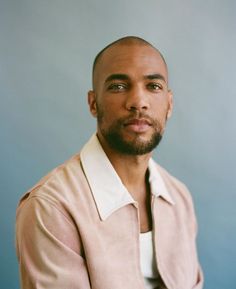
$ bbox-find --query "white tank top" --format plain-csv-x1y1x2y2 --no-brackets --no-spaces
140,231,159,289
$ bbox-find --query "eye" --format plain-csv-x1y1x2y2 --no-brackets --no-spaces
147,82,163,91
107,83,127,92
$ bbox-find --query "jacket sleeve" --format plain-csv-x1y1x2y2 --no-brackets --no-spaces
193,267,204,289
16,196,91,289
156,164,204,289
192,197,204,289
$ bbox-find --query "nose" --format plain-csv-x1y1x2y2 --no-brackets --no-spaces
125,86,149,112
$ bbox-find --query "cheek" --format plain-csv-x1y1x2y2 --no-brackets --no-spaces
152,99,169,118
98,97,122,116
97,102,117,125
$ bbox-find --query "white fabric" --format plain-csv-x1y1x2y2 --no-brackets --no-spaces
140,231,159,289
80,134,174,220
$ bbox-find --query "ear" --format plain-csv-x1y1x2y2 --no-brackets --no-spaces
167,89,173,119
88,90,97,117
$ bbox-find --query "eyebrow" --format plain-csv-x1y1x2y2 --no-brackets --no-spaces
144,73,166,83
105,74,130,83
105,73,167,84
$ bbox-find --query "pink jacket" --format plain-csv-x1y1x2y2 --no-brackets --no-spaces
16,136,203,289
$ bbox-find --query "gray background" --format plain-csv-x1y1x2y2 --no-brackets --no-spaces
1,0,236,288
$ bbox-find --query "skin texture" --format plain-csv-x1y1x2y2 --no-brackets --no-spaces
88,41,173,232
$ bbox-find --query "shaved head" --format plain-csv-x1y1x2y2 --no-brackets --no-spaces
92,36,167,89
88,35,173,156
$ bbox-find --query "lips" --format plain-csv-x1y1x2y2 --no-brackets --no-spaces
123,118,152,133
124,117,152,125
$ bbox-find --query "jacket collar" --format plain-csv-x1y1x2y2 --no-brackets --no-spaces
148,158,175,205
80,134,174,221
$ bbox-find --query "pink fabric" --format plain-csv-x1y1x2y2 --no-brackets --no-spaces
16,138,203,289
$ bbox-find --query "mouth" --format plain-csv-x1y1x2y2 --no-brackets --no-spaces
123,118,152,133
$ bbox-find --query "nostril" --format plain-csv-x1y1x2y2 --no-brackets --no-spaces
128,104,148,110
125,93,149,111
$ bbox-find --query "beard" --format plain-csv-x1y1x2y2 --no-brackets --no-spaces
97,108,164,156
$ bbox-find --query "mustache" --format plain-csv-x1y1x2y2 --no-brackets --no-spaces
119,112,155,126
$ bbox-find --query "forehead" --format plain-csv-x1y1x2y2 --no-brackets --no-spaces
94,44,168,86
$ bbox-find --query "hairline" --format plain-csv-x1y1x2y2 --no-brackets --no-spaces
92,36,167,89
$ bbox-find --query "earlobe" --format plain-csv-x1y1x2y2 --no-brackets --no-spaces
88,90,97,117
167,109,172,119
167,90,173,119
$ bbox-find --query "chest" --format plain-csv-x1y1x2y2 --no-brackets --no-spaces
75,197,198,289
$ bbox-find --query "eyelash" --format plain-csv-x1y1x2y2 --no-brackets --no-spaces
107,83,127,91
148,82,163,90
107,82,163,92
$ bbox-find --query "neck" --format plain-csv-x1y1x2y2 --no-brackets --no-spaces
97,133,152,198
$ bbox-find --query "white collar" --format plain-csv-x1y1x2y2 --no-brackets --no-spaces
80,134,174,221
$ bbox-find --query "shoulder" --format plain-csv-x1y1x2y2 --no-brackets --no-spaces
152,161,199,236
17,152,87,212
154,162,196,216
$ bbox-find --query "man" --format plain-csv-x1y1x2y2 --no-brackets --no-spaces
16,36,203,289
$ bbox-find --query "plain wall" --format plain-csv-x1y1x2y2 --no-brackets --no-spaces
1,0,236,288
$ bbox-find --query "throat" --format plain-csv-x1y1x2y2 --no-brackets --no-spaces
129,174,152,233
139,189,153,233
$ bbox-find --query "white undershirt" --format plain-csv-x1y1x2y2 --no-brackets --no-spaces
140,231,159,289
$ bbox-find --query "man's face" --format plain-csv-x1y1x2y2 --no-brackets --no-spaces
88,43,173,155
